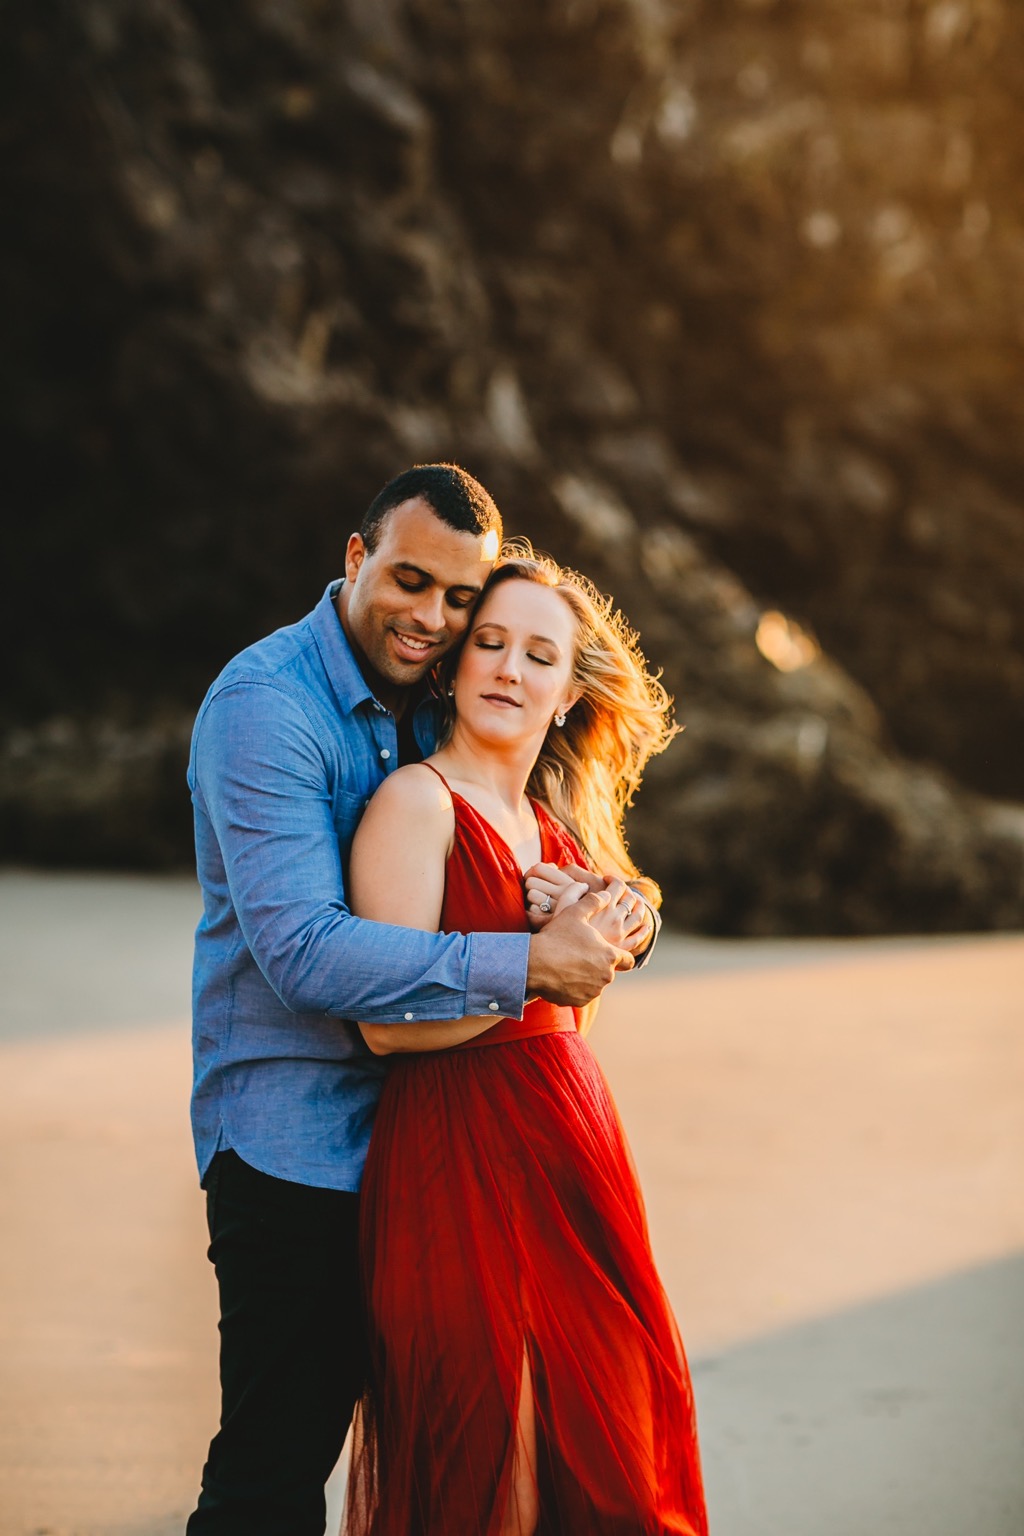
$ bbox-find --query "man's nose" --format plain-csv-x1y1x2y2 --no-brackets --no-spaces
409,588,446,635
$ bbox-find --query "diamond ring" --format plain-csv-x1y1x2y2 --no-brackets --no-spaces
538,896,553,915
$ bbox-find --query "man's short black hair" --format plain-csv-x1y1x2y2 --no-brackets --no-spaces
360,463,502,553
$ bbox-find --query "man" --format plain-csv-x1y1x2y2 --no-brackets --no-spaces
186,464,655,1535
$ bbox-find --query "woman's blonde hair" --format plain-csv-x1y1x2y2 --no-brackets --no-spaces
438,544,678,906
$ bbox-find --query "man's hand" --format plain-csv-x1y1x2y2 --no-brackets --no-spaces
525,889,634,1009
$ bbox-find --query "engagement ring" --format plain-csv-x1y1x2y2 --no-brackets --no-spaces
538,896,553,914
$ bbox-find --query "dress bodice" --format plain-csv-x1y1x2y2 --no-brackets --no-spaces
424,764,586,1049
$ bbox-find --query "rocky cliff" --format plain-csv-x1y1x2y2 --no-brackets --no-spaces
3,0,1023,932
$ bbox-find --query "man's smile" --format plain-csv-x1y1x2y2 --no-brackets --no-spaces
391,628,441,660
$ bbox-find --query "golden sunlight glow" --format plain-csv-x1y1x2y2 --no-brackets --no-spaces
482,528,500,561
755,610,821,672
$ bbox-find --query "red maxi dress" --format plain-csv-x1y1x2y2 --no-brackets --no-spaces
344,771,708,1536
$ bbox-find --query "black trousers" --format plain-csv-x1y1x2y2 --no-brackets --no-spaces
186,1150,365,1536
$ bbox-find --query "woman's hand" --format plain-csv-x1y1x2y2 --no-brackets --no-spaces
525,863,653,953
524,862,591,928
586,878,653,953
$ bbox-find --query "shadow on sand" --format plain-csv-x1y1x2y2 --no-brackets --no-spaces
100,1256,1024,1536
694,1249,1024,1536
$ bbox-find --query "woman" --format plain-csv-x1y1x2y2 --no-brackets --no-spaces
343,552,708,1536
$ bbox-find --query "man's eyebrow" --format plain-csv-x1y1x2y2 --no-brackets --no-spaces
391,561,483,595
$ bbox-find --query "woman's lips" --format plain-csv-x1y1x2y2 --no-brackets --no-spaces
481,693,521,707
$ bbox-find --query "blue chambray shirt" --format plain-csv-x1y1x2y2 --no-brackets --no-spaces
188,580,530,1192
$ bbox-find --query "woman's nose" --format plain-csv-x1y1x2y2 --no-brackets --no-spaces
495,650,522,683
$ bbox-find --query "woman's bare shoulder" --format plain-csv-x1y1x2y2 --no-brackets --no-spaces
365,762,454,820
350,764,455,885
349,763,454,923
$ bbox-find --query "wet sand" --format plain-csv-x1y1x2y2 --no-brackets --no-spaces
1,870,1022,1535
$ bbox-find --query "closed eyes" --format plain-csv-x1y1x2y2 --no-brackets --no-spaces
474,639,554,665
396,578,475,609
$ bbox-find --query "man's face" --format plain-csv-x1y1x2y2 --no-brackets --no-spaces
340,497,499,694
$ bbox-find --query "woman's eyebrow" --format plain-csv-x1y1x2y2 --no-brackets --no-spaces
474,621,561,649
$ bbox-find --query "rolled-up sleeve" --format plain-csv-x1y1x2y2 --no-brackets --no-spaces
628,891,662,970
192,682,529,1024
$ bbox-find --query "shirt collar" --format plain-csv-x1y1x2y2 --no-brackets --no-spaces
310,580,379,718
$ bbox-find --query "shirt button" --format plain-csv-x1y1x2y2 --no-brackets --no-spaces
404,1012,414,1020
488,1001,500,1011
380,748,391,760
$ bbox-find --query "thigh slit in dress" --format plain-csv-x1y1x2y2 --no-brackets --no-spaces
344,772,708,1536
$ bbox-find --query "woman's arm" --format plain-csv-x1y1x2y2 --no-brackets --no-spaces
574,998,602,1037
348,766,505,1055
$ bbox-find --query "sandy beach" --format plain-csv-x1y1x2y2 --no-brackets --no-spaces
1,869,1022,1535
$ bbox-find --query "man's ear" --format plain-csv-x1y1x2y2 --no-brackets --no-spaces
344,532,366,583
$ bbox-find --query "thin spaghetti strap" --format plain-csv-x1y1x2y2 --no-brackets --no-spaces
418,760,452,793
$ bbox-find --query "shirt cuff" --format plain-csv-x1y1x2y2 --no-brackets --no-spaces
465,931,531,1020
627,889,662,971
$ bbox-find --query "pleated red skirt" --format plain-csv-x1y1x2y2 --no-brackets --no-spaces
344,780,708,1536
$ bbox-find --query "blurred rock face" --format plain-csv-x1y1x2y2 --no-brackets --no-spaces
3,0,1023,931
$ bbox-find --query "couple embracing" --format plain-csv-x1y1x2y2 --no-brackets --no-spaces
186,464,708,1535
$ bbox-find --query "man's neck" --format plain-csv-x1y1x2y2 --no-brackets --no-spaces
334,588,412,718
359,662,410,720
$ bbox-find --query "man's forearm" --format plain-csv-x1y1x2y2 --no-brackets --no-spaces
193,683,531,1023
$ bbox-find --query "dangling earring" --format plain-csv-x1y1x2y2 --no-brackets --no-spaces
446,682,455,697
554,712,566,728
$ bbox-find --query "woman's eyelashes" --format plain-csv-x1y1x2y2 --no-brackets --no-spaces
473,638,554,665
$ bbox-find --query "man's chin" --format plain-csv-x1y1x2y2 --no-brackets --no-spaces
379,654,434,688
386,635,445,679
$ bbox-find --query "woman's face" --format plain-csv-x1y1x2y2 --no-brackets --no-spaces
453,578,579,748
